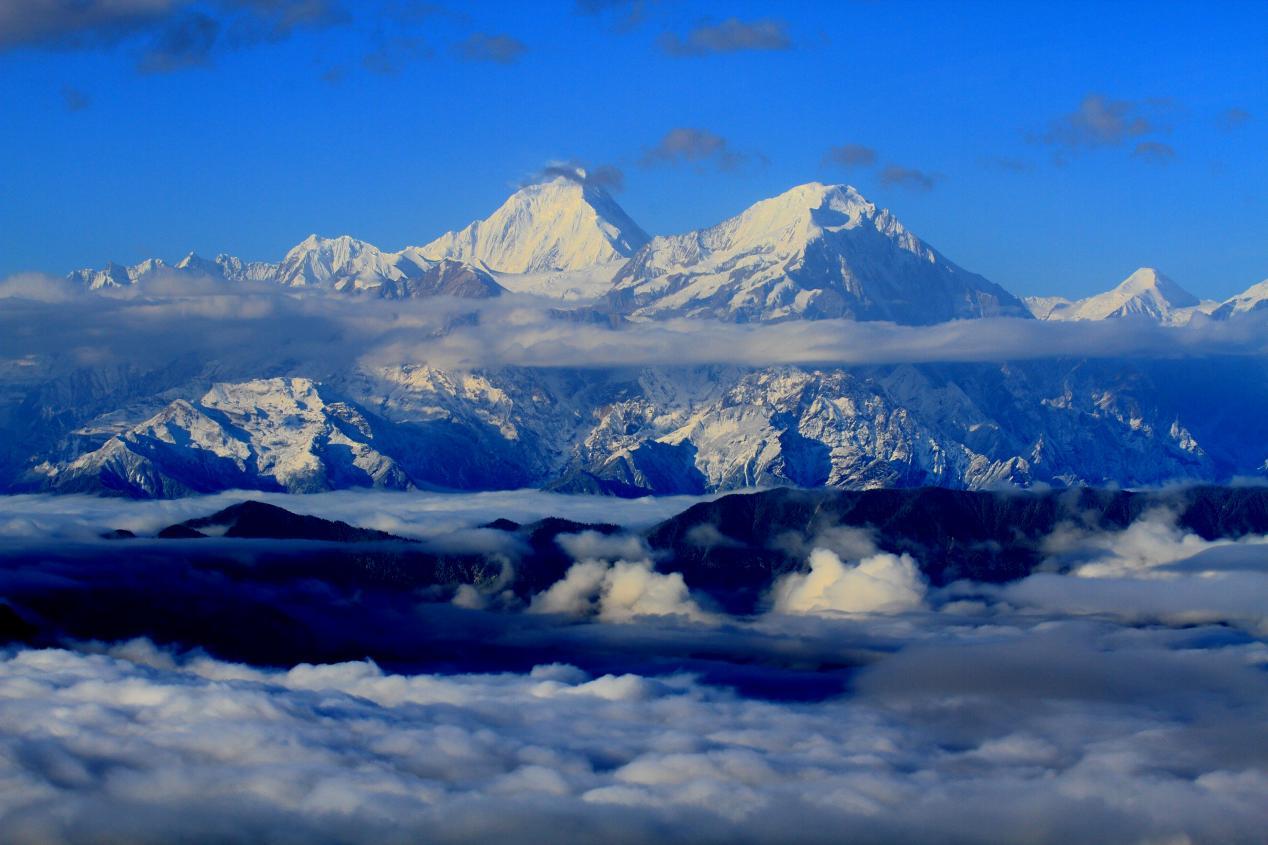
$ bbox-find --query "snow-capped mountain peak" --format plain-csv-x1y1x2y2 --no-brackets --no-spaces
67,236,503,300
275,234,405,290
67,258,176,289
35,377,412,496
1029,267,1205,324
609,182,1030,324
174,251,226,277
419,169,650,274
67,261,133,290
1106,267,1199,308
1212,278,1268,319
679,182,867,256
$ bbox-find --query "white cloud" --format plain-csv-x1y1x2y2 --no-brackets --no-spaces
0,635,1265,843
530,558,715,624
771,548,926,615
1000,571,1268,633
556,530,651,563
0,489,714,542
1043,507,1268,579
985,508,1268,632
530,560,609,616
529,527,716,623
5,276,1268,379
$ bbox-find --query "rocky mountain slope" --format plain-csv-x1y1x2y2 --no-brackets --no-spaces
31,378,413,496
20,357,1267,499
646,484,1268,611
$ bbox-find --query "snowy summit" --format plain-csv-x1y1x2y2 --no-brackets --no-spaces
609,182,1031,324
1026,267,1211,325
419,168,650,275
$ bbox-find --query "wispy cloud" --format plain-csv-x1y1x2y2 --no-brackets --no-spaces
61,86,92,112
225,0,349,40
1035,94,1159,148
456,32,527,64
138,11,219,73
640,127,749,171
0,0,351,73
362,34,430,74
824,145,941,191
0,0,187,51
659,17,791,57
1132,141,1176,164
532,162,626,193
1031,94,1176,161
878,164,941,191
823,144,877,168
1219,107,1252,131
574,0,648,30
4,275,1268,374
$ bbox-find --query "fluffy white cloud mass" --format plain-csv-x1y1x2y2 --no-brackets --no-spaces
991,509,1268,633
771,548,926,615
1,506,1267,841
1046,507,1268,578
0,629,1266,844
531,558,715,623
528,530,716,623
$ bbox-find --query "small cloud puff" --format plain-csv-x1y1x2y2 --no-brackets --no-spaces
659,18,792,57
771,548,926,615
640,127,749,171
457,32,527,65
531,558,715,623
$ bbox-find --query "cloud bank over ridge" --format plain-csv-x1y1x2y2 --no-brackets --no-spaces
4,274,1268,376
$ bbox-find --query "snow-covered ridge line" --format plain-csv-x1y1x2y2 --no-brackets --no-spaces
65,169,648,304
57,174,1266,322
419,168,650,274
1025,267,1266,325
25,356,1267,499
610,182,1031,324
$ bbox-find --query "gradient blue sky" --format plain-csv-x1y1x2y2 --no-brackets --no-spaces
1,0,1265,299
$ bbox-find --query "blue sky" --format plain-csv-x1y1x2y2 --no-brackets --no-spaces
0,0,1264,299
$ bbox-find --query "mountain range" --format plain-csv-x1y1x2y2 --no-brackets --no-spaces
21,357,1268,498
610,182,1030,323
8,170,1267,498
62,168,1268,323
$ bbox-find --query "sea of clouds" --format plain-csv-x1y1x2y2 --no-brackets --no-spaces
3,273,1268,841
1,495,1266,842
1,618,1264,843
0,488,720,542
